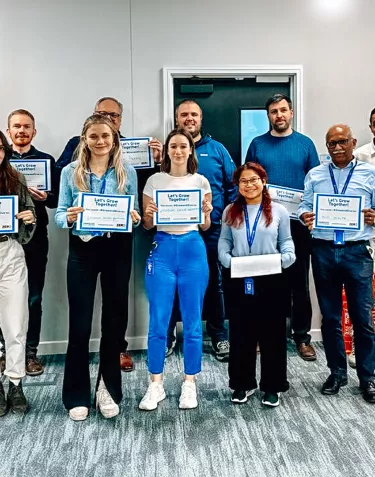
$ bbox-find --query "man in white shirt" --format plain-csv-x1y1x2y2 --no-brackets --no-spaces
355,108,375,164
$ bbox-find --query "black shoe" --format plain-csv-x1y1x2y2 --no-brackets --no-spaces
321,374,348,395
231,389,255,404
212,340,230,362
7,381,28,414
0,382,7,417
360,381,375,404
262,392,280,407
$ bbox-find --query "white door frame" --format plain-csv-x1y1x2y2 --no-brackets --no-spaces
162,65,303,138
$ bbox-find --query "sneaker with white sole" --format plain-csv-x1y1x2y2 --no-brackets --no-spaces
96,386,120,419
179,380,198,409
69,406,89,421
231,389,256,404
139,382,166,411
262,392,280,407
212,340,230,362
348,341,356,368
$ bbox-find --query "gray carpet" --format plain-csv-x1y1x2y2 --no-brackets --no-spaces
1,342,375,477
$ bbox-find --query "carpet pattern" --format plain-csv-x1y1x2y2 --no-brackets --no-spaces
1,342,375,477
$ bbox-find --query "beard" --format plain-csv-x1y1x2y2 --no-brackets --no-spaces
13,135,32,146
272,120,290,133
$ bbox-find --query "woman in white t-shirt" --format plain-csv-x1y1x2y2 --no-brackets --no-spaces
140,128,212,411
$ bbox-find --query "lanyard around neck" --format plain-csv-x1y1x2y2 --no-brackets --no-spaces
328,160,357,195
88,168,110,194
243,204,263,254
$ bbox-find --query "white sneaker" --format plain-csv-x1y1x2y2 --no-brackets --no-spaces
139,382,166,411
69,406,89,421
179,380,198,409
96,385,120,419
348,350,356,368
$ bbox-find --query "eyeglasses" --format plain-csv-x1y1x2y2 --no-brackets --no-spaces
239,177,261,186
95,111,121,119
326,139,352,149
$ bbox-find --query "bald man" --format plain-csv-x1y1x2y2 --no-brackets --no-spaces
298,124,375,403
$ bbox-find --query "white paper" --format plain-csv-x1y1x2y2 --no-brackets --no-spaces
267,184,303,219
230,254,282,278
120,137,153,169
76,193,134,233
0,195,19,233
10,159,51,191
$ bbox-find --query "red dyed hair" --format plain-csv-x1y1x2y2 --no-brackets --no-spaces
225,162,273,228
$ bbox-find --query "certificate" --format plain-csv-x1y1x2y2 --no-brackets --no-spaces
0,196,18,234
231,254,282,278
154,189,203,225
10,159,51,191
120,137,153,169
76,193,135,233
313,193,365,230
267,184,303,219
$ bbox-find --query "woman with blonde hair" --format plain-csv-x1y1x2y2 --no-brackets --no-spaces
56,115,140,421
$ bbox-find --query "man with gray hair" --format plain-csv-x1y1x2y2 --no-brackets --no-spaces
298,124,375,403
56,96,162,372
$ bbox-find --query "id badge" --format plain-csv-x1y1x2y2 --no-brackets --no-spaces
334,230,345,245
244,277,254,295
146,257,154,275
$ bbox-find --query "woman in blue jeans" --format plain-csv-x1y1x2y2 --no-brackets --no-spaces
140,128,212,411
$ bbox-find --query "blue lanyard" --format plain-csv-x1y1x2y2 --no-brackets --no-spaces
328,160,357,195
89,168,109,194
243,204,263,254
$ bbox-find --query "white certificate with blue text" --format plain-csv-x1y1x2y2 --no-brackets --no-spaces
0,195,18,233
267,184,303,219
120,137,153,169
10,159,51,191
76,193,135,233
313,193,365,230
154,189,203,225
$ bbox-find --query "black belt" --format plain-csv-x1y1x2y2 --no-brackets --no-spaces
0,235,10,243
312,238,369,248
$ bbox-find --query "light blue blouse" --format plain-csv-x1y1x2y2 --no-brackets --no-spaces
55,160,139,236
218,202,296,269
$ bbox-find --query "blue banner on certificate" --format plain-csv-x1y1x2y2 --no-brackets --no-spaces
0,195,19,233
10,159,51,191
267,184,303,219
76,193,135,233
313,193,365,230
120,137,153,169
154,189,203,225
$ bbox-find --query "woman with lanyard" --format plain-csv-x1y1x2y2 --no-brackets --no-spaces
218,162,295,407
55,115,140,421
0,131,36,416
139,128,212,411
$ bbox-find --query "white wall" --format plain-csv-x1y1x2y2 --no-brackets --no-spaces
0,0,373,352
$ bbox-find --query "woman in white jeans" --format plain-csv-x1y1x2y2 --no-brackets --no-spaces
0,130,36,417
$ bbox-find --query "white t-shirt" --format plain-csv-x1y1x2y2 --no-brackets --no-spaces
355,140,375,164
143,172,211,233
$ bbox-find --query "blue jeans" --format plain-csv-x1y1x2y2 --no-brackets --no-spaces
311,239,375,384
145,231,209,375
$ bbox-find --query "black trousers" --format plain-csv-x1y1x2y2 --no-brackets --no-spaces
224,271,289,393
62,232,133,410
0,226,48,356
283,220,312,345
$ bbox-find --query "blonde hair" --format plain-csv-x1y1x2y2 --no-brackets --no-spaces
74,115,126,192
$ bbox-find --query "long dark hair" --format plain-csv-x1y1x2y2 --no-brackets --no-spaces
225,162,273,228
0,130,24,195
161,128,198,174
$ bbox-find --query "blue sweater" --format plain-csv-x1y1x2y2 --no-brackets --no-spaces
245,131,319,190
218,202,296,269
196,134,237,224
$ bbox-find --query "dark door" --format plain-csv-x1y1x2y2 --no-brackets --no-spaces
174,77,290,166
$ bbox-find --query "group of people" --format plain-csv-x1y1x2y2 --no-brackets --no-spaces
1,93,375,421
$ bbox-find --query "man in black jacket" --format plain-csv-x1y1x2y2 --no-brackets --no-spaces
0,109,57,377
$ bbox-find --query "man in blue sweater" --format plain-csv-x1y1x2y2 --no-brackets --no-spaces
245,94,320,361
166,99,237,361
0,109,57,377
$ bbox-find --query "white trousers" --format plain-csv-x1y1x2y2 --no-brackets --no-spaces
0,238,28,379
